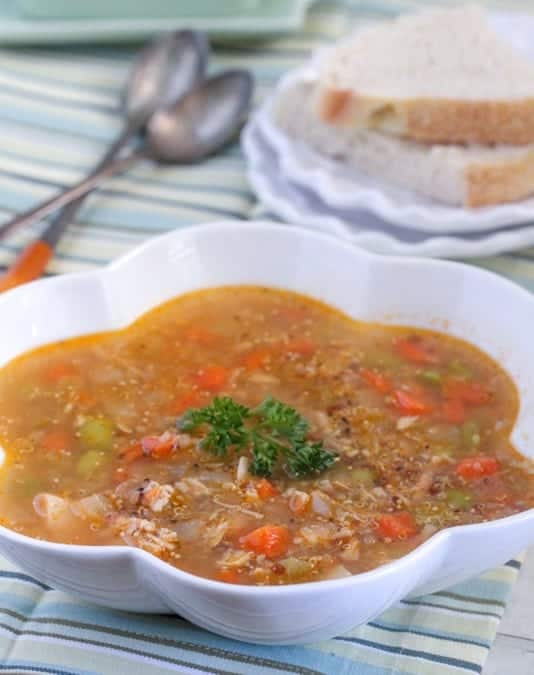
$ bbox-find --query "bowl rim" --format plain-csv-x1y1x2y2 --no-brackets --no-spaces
0,218,532,596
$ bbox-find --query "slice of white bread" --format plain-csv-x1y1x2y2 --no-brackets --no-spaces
273,78,534,207
317,5,534,146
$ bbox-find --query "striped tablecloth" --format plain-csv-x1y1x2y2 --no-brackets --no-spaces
0,1,531,673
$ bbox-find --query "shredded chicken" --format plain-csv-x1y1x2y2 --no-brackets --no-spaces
142,481,174,512
212,496,264,519
340,538,361,562
217,549,253,568
397,416,419,431
114,516,179,558
175,478,209,496
286,488,310,514
204,520,229,548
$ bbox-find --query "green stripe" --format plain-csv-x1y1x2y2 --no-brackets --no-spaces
0,80,116,113
401,600,502,620
0,607,323,675
0,623,235,675
0,665,86,675
334,636,482,673
367,621,489,649
0,572,50,591
506,559,522,570
435,592,506,609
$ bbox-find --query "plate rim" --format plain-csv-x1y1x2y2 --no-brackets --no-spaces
242,114,534,258
251,12,534,235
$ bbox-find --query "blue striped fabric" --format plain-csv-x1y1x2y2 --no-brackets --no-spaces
0,554,522,674
0,1,530,673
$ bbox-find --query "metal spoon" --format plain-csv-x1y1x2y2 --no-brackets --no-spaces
0,29,208,291
0,71,253,254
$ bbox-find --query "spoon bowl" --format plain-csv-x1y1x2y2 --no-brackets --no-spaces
146,70,254,163
0,28,210,291
124,29,209,124
0,67,254,270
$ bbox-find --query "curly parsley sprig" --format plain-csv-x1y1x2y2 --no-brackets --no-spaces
178,396,337,478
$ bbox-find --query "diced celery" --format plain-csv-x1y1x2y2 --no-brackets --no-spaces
448,360,472,379
414,501,448,525
76,450,106,479
281,557,312,579
432,445,455,458
350,467,376,487
419,370,442,385
446,488,472,510
461,421,481,450
79,417,114,452
9,476,43,497
363,350,401,369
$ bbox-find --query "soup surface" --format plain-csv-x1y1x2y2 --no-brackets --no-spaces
0,286,531,585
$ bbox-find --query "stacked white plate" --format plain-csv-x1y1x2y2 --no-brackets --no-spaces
242,11,534,258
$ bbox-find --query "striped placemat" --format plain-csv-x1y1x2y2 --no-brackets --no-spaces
0,1,531,673
0,0,531,291
0,553,523,674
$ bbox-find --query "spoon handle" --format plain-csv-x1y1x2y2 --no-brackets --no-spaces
0,124,143,292
0,152,141,242
0,240,53,293
42,122,140,249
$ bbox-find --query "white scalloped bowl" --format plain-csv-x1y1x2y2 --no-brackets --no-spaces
0,221,533,645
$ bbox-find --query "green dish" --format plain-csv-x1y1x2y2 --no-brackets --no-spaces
19,0,281,21
0,0,311,44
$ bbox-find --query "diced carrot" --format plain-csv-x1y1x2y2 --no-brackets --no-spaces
443,379,491,407
239,525,290,558
141,437,159,452
143,486,160,504
152,441,174,459
44,362,78,383
456,456,499,481
376,512,418,540
288,491,310,516
170,390,202,415
243,348,272,371
256,479,278,500
194,366,229,392
41,429,70,452
393,389,434,415
395,337,436,364
141,436,174,459
441,398,466,424
285,339,315,356
360,368,392,394
185,325,217,346
75,390,95,408
216,569,240,584
120,442,144,464
112,466,129,484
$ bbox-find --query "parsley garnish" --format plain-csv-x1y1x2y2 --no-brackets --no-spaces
178,396,337,478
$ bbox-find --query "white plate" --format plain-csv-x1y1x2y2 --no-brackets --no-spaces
243,115,534,258
248,11,534,235
1,221,534,645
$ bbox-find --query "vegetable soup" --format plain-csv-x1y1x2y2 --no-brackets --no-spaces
0,286,531,585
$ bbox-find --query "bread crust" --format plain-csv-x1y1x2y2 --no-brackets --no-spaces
318,87,534,145
466,150,534,207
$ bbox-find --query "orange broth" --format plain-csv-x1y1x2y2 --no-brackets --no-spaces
0,286,530,585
